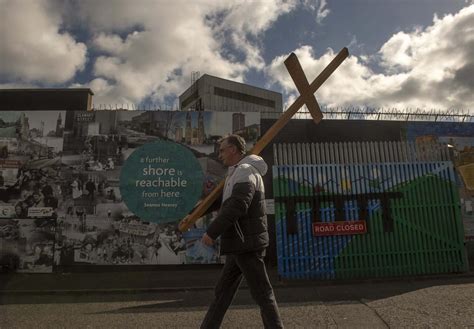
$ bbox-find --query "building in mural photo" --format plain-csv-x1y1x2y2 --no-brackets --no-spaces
0,109,261,271
0,111,66,272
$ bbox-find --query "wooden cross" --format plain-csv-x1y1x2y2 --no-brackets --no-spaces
178,47,349,232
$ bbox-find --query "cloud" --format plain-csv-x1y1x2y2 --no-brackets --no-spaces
266,45,375,109
71,0,299,105
1,0,300,105
92,33,128,55
267,4,474,112
316,0,330,25
0,0,87,84
4,0,470,114
301,0,331,24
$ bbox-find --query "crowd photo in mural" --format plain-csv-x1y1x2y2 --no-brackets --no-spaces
0,110,260,272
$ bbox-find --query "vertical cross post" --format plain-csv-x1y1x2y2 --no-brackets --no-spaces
178,47,349,232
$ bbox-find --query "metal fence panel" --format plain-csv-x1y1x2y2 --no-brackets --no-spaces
273,160,467,279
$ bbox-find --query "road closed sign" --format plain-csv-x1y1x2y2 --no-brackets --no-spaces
313,220,367,236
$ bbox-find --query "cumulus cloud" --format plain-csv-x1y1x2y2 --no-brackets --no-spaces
316,0,330,25
0,0,87,84
2,0,471,113
266,45,376,109
302,0,331,24
1,0,301,104
267,4,474,112
71,0,299,104
92,33,128,55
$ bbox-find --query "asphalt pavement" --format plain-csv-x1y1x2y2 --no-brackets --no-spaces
1,265,474,328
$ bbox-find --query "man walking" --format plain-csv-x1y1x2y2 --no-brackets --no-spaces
201,135,283,329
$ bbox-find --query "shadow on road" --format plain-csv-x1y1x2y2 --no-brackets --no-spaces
68,275,474,315
2,273,474,309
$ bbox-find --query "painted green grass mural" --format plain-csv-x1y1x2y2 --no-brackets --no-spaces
334,174,467,279
274,163,468,279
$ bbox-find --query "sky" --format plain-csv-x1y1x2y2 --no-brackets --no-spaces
1,0,473,113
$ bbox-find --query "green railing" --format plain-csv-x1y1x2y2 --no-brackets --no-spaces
273,162,468,279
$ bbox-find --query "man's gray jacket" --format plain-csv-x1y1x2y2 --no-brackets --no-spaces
206,155,269,254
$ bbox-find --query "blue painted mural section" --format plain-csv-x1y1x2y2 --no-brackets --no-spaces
274,162,456,279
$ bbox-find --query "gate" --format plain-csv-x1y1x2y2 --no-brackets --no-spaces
273,142,468,279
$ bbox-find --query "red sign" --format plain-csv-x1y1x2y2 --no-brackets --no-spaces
313,220,367,236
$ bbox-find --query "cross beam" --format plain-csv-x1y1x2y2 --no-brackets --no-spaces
178,47,349,232
284,53,322,124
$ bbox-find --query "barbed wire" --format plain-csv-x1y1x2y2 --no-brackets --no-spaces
292,106,474,122
91,103,473,122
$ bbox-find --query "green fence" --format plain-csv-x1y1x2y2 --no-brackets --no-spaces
273,161,468,279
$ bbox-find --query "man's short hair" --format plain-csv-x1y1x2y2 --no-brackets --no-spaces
219,134,246,155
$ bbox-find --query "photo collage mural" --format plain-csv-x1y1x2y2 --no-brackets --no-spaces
0,110,260,272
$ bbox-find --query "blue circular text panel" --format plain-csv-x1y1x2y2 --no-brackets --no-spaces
120,141,203,223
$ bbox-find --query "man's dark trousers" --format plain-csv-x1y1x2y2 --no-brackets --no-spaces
201,249,283,329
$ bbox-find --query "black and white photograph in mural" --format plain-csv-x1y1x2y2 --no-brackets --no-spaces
123,111,260,197
0,218,56,273
0,111,64,272
56,110,218,265
57,210,194,265
0,110,260,268
58,110,156,265
114,110,260,264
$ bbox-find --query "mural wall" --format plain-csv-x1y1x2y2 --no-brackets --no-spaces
261,118,474,243
0,110,260,272
273,161,467,279
403,122,474,240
